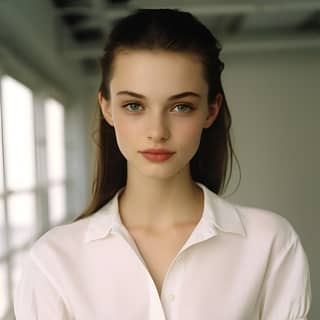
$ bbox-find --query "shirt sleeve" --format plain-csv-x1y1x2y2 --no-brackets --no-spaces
13,250,74,320
259,234,312,320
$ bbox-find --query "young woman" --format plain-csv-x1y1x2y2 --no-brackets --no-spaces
14,8,311,319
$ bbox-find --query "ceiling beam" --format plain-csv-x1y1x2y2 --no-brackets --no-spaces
62,32,320,59
223,32,320,53
57,1,320,17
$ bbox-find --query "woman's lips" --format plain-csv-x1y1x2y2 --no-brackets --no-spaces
141,152,174,162
140,149,174,154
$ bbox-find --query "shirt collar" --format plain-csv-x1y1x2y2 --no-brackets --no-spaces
84,182,246,243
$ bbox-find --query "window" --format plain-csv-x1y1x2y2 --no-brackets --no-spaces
45,99,67,225
8,193,36,250
0,263,8,319
2,76,36,191
1,77,37,256
0,75,67,319
0,200,5,257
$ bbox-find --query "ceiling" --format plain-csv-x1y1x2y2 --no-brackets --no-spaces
50,0,320,75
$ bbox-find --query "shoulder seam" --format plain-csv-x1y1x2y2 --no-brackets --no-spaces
29,249,74,316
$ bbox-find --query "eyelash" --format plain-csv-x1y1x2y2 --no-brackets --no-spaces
122,102,195,113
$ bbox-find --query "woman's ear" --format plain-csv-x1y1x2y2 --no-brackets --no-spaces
203,93,223,129
98,90,114,127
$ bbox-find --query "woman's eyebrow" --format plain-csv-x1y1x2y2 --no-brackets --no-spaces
116,90,201,100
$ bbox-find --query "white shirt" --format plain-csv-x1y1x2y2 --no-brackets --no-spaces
13,182,312,320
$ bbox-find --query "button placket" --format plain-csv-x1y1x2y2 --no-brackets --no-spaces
115,227,167,320
148,278,167,320
159,253,186,320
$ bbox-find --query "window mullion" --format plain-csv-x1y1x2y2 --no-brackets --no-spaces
0,71,13,320
33,94,50,235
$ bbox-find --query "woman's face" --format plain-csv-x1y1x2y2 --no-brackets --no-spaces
99,49,221,180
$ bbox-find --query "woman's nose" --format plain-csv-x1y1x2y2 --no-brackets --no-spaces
147,114,170,141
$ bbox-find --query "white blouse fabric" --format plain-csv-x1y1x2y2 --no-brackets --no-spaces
14,182,312,320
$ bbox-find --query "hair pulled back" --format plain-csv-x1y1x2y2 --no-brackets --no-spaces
74,8,240,222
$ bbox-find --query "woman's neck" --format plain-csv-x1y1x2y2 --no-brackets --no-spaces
118,179,204,232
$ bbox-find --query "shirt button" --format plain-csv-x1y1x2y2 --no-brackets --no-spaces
168,293,175,302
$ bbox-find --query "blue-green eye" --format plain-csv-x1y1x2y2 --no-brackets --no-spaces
123,103,142,112
173,104,194,112
122,102,194,113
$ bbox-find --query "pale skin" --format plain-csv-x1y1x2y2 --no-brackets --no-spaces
98,49,223,296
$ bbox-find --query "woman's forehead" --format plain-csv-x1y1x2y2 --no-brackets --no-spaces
110,49,207,92
112,48,202,69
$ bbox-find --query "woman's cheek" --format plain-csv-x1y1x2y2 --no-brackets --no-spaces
179,118,203,142
115,124,132,145
113,118,139,156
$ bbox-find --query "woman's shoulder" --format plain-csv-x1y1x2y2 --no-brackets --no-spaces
233,202,302,251
29,216,92,261
203,184,301,248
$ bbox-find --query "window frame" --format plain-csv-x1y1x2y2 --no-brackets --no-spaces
0,64,69,319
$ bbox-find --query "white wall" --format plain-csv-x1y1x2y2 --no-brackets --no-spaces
222,49,320,319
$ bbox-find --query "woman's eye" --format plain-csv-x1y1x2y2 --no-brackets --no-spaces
173,104,194,113
122,103,194,113
123,103,142,112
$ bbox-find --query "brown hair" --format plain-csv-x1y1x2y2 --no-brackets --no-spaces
73,8,240,222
